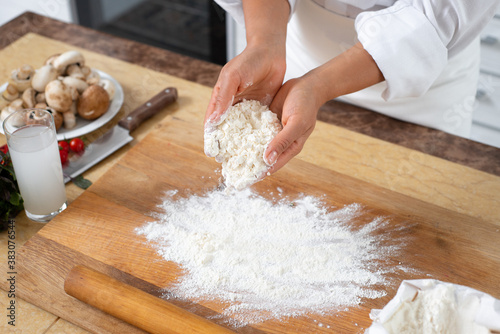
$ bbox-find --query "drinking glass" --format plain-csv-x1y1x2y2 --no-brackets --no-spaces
3,108,67,222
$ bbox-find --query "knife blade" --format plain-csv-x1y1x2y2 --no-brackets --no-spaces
63,87,178,183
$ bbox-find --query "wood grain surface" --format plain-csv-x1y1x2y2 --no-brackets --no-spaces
1,34,499,334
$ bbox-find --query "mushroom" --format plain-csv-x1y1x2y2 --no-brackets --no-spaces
35,102,48,109
81,65,91,77
53,50,85,75
62,111,76,129
62,76,88,94
68,100,78,115
22,88,36,108
45,80,73,113
77,85,110,120
98,79,115,100
35,92,46,104
66,64,85,80
2,84,19,101
86,69,100,85
0,96,9,110
25,107,63,130
7,99,24,113
10,64,34,92
44,53,60,66
32,65,58,92
0,108,11,121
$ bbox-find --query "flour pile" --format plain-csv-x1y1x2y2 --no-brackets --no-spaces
204,100,281,190
137,188,404,325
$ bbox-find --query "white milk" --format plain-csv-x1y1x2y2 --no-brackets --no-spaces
8,125,67,215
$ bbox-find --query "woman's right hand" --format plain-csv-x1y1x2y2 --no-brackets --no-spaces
204,0,290,127
204,43,286,127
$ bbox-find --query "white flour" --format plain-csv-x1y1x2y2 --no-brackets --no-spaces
382,284,491,334
137,188,405,325
204,100,281,190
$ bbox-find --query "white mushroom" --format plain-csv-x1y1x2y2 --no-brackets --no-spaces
66,64,85,80
53,50,85,75
81,65,91,77
98,79,115,100
35,92,46,104
45,80,73,112
32,65,58,92
10,64,35,92
69,100,78,115
22,88,36,108
63,76,88,94
7,99,24,113
0,96,9,110
0,108,12,121
86,69,100,85
2,84,19,101
62,111,76,129
44,54,60,66
35,102,48,109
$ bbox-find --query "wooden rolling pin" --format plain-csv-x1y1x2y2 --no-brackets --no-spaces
64,265,234,334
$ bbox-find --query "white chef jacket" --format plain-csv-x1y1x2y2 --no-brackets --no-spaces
215,0,500,137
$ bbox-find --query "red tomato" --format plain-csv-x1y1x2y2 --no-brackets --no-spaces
69,138,85,153
59,149,68,164
0,144,8,154
58,141,70,152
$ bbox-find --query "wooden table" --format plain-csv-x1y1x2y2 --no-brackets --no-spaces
0,12,499,334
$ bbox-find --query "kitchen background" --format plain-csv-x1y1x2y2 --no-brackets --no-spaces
1,0,499,148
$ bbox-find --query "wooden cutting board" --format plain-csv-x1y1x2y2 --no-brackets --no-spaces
1,34,500,334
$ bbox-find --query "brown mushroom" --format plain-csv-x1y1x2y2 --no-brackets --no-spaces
77,85,110,120
22,88,36,108
2,84,19,101
10,64,35,92
32,65,58,92
45,80,73,113
53,50,85,75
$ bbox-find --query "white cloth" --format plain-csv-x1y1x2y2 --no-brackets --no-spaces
215,0,500,137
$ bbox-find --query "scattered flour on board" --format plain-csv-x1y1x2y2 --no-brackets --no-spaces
136,188,408,326
204,100,282,190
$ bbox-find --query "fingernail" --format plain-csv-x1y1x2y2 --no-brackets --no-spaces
266,151,278,165
208,112,218,123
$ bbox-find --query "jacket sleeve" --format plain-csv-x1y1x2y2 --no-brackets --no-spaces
355,0,500,100
214,0,297,26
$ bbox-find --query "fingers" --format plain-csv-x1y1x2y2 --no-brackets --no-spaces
204,70,240,126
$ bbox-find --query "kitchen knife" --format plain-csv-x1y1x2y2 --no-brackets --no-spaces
63,87,178,183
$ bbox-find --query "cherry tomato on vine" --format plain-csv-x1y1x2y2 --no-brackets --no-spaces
0,144,8,154
58,141,70,153
59,149,68,164
70,138,85,153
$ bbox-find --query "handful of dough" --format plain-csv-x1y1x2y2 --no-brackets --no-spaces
204,100,282,190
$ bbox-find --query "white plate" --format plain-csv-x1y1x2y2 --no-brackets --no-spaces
0,70,124,140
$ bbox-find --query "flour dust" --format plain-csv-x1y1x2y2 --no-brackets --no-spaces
136,188,409,326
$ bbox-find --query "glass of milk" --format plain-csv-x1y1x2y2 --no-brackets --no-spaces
3,108,67,222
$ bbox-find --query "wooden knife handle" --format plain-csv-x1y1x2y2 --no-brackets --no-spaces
64,265,234,334
118,87,178,132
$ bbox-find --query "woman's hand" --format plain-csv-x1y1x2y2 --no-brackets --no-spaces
265,42,385,173
204,0,290,126
204,44,286,126
265,76,324,173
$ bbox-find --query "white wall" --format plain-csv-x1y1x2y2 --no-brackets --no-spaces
0,0,77,26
